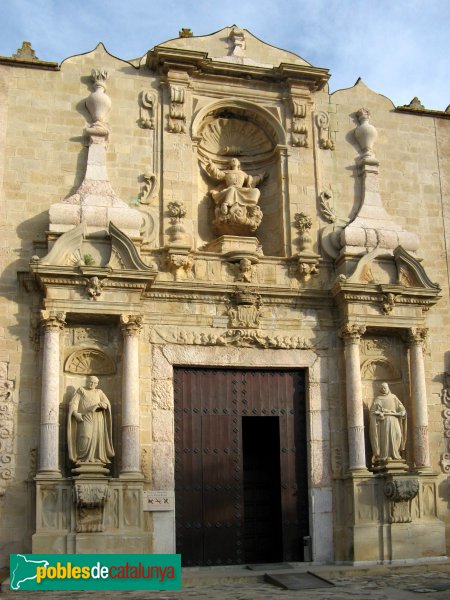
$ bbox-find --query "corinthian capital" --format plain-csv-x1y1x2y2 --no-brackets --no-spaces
339,323,366,342
406,327,428,346
40,310,66,331
120,314,143,336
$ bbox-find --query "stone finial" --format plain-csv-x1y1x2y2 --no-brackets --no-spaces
354,108,377,159
13,41,38,61
405,97,425,110
179,28,193,38
229,27,246,57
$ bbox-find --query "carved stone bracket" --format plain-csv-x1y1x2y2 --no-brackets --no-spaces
165,247,193,281
315,111,335,150
291,100,308,147
0,363,15,496
138,91,155,129
85,276,104,300
168,85,186,133
384,478,419,523
380,292,399,314
74,482,109,533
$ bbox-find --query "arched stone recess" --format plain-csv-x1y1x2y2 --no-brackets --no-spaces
64,348,116,375
192,98,289,256
149,343,333,562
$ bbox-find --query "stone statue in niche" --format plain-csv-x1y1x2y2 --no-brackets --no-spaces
205,157,267,236
67,376,115,472
369,382,407,470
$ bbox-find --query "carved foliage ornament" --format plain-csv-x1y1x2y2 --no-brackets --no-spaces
153,327,314,350
384,478,419,523
339,323,366,341
74,482,109,533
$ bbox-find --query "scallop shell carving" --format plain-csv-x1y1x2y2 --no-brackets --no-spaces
200,118,274,156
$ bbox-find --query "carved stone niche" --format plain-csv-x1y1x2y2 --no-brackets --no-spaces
384,477,419,523
193,100,287,256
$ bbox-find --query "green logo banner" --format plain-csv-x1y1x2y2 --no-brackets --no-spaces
10,554,181,591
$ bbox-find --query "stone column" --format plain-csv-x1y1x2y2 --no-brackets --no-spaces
38,310,66,476
120,314,143,477
407,327,432,471
340,323,368,472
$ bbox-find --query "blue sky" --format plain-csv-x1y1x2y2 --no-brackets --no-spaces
1,0,449,110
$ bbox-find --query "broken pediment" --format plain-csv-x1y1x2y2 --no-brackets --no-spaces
33,221,154,273
147,26,329,90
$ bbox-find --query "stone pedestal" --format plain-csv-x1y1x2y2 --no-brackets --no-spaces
204,235,262,261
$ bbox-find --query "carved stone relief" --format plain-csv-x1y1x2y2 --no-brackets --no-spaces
440,371,450,473
64,349,116,375
293,212,319,280
138,91,155,129
0,362,15,496
168,85,186,133
227,288,262,329
384,478,419,523
203,157,267,236
315,111,335,150
151,326,314,350
74,482,109,532
290,100,308,147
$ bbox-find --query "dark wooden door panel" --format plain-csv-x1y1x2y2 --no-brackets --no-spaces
174,368,307,566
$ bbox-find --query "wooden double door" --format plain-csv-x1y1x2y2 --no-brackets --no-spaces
174,368,308,566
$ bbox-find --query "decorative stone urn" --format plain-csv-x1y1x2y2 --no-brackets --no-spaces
354,107,377,159
85,69,111,128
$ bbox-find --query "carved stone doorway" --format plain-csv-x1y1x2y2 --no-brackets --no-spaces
174,368,308,566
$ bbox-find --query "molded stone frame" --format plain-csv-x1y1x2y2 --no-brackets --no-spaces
192,98,290,257
150,343,333,562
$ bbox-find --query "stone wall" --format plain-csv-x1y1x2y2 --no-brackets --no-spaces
0,28,449,567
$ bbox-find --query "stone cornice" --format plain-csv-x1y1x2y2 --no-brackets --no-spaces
0,55,59,70
395,105,450,120
147,46,329,90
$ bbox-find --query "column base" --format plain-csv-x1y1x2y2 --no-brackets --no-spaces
35,470,62,479
119,470,144,480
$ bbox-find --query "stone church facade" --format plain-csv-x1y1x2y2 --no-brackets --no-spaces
0,26,449,567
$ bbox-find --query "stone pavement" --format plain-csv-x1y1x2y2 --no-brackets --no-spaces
2,561,450,599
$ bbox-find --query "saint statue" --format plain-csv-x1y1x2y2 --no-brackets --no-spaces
205,157,267,235
67,375,115,466
369,382,407,468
